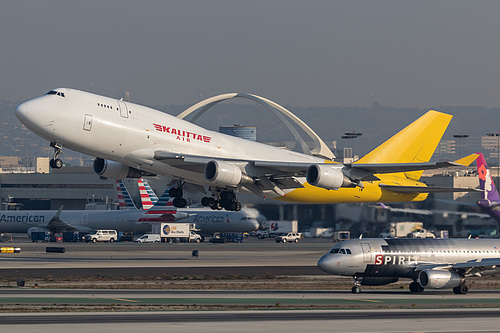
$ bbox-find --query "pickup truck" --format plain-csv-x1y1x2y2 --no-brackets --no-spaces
275,232,302,243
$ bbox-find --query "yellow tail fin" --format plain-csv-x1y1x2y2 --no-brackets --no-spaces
354,110,452,180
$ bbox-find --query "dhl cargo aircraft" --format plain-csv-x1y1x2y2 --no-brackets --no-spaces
16,88,477,210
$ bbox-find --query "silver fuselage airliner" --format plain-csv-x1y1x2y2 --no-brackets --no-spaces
318,238,500,294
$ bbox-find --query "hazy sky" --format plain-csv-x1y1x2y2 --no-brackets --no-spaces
3,1,500,108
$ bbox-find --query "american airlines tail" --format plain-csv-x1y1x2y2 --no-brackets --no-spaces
476,153,500,223
355,110,452,181
138,187,181,222
116,180,138,210
137,179,159,210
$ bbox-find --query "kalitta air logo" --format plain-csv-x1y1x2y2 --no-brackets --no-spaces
153,123,211,143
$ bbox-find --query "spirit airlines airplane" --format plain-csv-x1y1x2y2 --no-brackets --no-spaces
16,88,477,210
317,238,500,294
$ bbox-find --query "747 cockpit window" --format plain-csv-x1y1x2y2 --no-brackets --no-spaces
329,248,352,254
45,90,65,97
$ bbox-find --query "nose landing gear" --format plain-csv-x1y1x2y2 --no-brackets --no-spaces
49,142,64,169
351,276,362,293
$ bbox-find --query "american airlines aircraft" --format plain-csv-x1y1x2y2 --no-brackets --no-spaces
0,204,184,237
16,88,477,210
317,238,500,294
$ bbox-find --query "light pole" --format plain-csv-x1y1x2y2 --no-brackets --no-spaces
341,131,362,162
453,133,469,158
486,132,500,190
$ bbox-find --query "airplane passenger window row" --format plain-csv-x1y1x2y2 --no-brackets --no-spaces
45,90,65,97
382,250,499,254
98,103,115,110
330,248,352,254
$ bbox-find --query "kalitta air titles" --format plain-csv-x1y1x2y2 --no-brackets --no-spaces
153,123,212,143
0,213,45,223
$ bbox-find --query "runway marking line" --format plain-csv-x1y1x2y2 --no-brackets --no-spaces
106,298,141,303
343,299,383,303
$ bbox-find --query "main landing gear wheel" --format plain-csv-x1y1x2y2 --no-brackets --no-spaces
172,197,187,208
453,284,469,294
202,190,242,211
169,185,187,208
409,281,424,293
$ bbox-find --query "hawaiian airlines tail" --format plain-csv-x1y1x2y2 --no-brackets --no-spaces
355,110,452,181
137,178,159,210
476,153,500,222
116,180,138,210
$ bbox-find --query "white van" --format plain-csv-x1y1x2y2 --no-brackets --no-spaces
84,230,118,243
135,234,161,243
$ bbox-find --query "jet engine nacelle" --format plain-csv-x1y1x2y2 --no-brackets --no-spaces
418,269,463,289
306,164,353,190
204,160,245,187
93,158,144,180
360,277,399,286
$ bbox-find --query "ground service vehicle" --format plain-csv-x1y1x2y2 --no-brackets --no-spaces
309,227,334,238
333,231,350,242
256,220,298,239
135,234,161,243
390,222,424,238
275,232,302,243
409,228,436,238
209,232,244,243
154,223,202,243
83,230,118,243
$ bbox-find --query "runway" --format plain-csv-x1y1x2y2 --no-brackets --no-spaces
2,309,500,333
1,237,500,332
2,288,500,307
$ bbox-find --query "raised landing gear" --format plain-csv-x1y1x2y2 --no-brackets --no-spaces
201,190,241,211
453,283,469,295
49,142,63,169
409,281,424,293
169,185,187,208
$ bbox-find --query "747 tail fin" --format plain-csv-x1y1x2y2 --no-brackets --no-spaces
355,110,452,181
